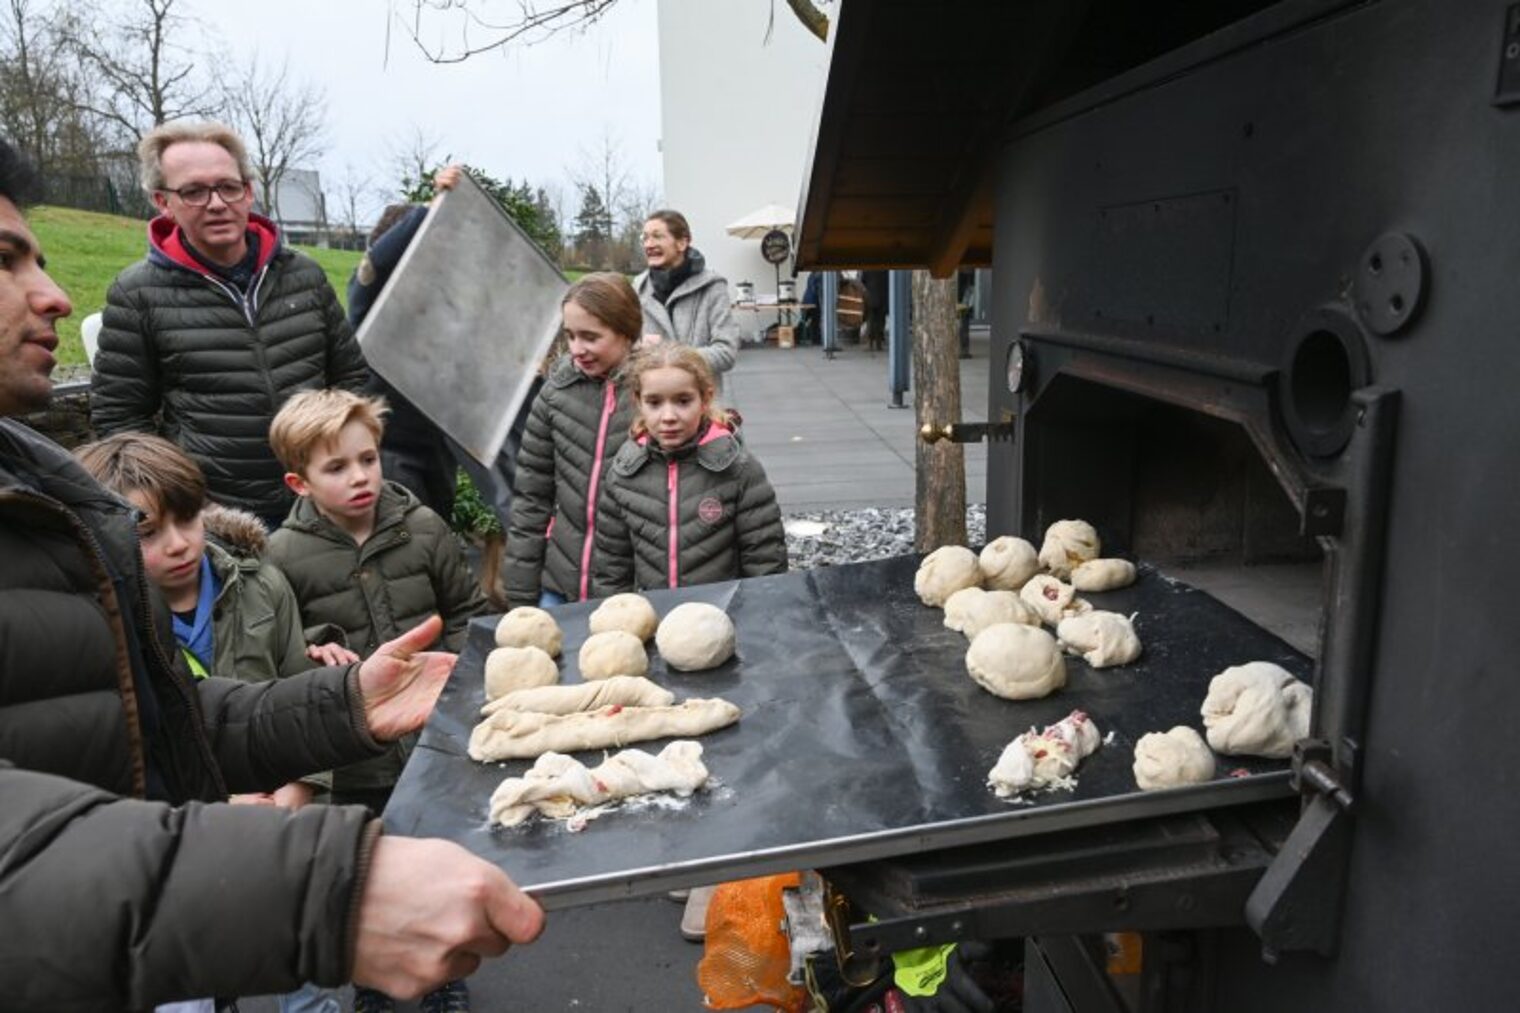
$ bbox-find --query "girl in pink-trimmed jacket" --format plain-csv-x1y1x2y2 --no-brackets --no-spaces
503,273,640,608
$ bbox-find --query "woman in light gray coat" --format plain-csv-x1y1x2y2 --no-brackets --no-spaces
634,209,741,385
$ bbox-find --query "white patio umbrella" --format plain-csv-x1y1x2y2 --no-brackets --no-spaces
724,202,796,240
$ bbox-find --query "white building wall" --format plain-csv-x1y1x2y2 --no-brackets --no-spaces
656,0,830,304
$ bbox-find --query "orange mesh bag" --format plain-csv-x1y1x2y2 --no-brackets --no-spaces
696,873,806,1012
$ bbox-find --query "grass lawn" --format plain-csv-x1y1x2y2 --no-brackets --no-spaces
29,205,362,368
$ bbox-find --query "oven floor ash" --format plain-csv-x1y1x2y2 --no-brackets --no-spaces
1165,559,1322,658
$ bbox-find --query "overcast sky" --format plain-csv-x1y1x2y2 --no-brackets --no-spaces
182,0,663,220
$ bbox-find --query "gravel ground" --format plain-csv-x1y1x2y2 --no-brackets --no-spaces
784,503,987,571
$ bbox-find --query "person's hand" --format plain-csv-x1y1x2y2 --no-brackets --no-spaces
352,836,544,998
432,164,465,196
307,641,362,667
639,333,664,349
356,615,457,741
229,792,277,806
886,941,995,1013
273,782,315,809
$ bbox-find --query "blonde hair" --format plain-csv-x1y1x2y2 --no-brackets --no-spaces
138,120,253,193
269,389,389,476
626,343,728,438
76,432,206,521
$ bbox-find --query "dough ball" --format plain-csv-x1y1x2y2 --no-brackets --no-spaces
588,593,659,642
979,536,1040,591
484,645,559,700
1038,519,1101,579
965,622,1067,700
495,606,563,657
1057,611,1142,668
655,602,737,671
1020,574,1086,626
914,545,982,607
1070,558,1137,592
943,587,988,632
1200,662,1313,758
578,630,650,680
1133,726,1215,790
961,590,1040,638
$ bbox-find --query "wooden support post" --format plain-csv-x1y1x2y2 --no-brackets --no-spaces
912,270,967,552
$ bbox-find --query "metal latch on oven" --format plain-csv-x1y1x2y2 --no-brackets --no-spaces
918,415,1016,445
1244,738,1355,960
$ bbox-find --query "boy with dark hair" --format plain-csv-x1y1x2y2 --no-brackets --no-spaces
266,387,486,1013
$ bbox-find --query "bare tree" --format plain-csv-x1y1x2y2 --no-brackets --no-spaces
387,123,446,196
400,0,829,63
59,0,223,149
222,52,327,226
329,162,379,248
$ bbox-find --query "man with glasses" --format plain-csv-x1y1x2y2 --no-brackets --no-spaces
91,121,368,529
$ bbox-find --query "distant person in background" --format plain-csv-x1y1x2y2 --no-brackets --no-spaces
861,269,889,352
91,120,368,530
634,209,741,389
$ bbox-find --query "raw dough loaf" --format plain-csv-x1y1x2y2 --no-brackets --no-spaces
1020,574,1090,626
481,675,674,717
1200,662,1313,758
914,545,982,607
943,586,987,632
655,602,737,671
979,536,1040,591
965,622,1066,700
589,593,659,642
1037,519,1101,579
988,710,1102,797
489,740,710,827
495,606,563,657
1070,558,1137,592
1057,611,1142,668
1133,726,1215,790
484,645,559,700
469,697,741,761
578,630,650,680
961,590,1040,638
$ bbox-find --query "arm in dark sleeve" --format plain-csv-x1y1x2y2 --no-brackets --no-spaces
502,393,558,608
0,761,379,1007
90,277,162,435
735,457,789,577
195,665,385,793
591,481,635,597
347,205,427,328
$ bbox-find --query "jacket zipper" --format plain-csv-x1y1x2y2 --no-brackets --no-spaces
198,262,281,410
579,381,617,600
667,458,680,588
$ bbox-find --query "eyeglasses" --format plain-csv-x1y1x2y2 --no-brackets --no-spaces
159,180,251,207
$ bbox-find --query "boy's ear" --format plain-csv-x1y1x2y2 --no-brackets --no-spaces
283,471,310,497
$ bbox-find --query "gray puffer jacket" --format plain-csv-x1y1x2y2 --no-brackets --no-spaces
91,213,369,523
503,358,636,607
0,418,385,1010
635,259,741,382
592,422,787,595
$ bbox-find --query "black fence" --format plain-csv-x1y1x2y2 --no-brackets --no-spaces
41,172,155,219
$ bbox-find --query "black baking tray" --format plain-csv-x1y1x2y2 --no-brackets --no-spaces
384,555,1307,910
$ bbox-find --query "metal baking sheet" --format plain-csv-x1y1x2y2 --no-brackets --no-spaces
353,173,566,465
385,556,1307,911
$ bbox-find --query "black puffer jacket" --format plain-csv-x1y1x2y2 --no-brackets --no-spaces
503,357,635,606
591,422,787,595
0,418,386,1010
91,214,369,523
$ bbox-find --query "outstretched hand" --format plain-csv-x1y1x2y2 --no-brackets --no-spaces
356,615,457,741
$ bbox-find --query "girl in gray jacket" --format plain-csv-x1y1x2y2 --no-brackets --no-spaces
593,343,787,595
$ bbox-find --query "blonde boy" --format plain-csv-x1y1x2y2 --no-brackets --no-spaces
266,389,486,808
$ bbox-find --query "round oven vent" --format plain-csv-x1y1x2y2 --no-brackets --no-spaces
1280,307,1370,459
